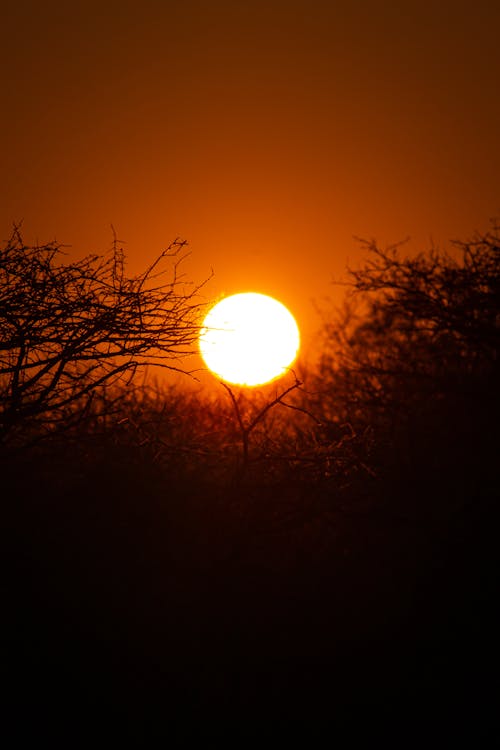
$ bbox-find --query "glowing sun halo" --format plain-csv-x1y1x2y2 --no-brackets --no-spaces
199,293,300,387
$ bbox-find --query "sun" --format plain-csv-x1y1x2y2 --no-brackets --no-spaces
199,292,300,387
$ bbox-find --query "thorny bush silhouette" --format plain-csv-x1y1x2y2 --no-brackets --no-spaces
0,227,208,445
308,223,499,519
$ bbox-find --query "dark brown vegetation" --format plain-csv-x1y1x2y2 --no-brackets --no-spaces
4,224,499,721
0,226,207,446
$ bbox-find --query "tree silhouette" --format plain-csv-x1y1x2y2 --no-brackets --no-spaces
0,227,208,445
309,224,499,513
314,224,499,418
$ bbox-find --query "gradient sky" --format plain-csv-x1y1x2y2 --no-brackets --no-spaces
2,0,499,368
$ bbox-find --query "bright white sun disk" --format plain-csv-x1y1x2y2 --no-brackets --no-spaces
199,292,300,386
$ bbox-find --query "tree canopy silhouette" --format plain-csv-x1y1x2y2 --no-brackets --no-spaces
0,227,207,444
314,225,499,417
310,224,499,508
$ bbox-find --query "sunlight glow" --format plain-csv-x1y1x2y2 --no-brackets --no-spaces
199,292,300,387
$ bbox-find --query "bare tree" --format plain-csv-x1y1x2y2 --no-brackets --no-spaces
0,227,209,445
219,374,305,481
307,224,500,513
313,224,500,425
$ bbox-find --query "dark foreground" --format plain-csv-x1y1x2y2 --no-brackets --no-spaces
6,448,497,722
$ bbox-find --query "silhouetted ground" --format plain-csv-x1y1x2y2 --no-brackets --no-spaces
5,437,498,722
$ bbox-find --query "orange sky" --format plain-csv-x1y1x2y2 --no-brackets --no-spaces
2,0,499,375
